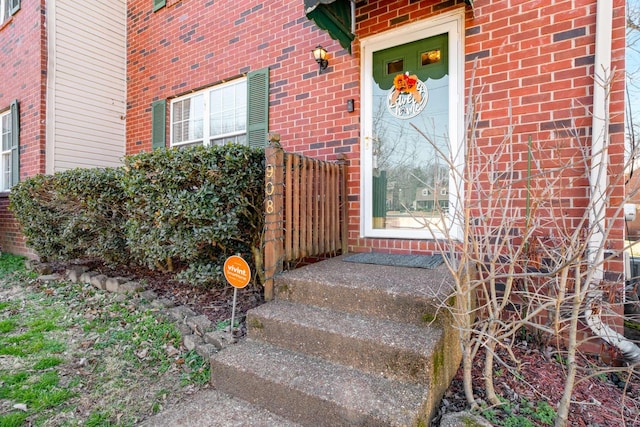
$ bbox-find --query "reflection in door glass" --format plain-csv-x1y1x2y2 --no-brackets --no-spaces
421,49,441,65
386,59,404,74
371,74,449,231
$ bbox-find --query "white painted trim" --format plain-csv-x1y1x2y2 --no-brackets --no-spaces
169,77,247,148
588,0,613,281
0,108,12,191
45,0,57,175
359,9,465,240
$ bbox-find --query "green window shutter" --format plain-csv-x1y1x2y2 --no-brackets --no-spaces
153,0,166,12
246,68,269,148
9,0,20,15
151,100,166,150
10,100,19,186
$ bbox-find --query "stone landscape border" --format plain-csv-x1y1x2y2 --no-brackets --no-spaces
28,261,232,364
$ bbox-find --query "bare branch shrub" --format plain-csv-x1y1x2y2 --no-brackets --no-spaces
412,67,639,425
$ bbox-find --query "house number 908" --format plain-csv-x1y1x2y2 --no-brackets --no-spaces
265,163,274,214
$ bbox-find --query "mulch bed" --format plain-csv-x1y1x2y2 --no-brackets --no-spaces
432,341,640,426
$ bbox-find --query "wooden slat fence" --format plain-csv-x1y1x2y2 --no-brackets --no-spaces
263,135,348,300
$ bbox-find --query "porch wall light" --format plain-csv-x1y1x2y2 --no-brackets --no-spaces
312,45,329,72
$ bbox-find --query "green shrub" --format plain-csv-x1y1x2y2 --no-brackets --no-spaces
9,174,65,260
53,167,128,263
9,144,264,287
9,168,128,263
122,144,265,286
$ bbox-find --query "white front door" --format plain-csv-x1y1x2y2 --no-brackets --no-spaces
360,11,465,240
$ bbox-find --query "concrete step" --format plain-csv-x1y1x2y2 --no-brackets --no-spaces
138,388,303,427
210,339,432,427
210,256,460,425
247,300,445,384
274,256,452,325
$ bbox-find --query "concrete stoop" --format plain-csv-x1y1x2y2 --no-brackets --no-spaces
210,256,461,427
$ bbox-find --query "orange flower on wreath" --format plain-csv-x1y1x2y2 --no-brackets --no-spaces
391,72,422,104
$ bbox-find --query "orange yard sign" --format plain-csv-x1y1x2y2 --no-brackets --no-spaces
224,255,251,289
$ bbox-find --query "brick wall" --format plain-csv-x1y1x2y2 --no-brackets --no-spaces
0,0,47,257
350,0,625,271
127,0,360,158
126,0,626,275
354,0,626,275
460,0,626,275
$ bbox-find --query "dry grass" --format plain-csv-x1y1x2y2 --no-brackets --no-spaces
0,253,210,427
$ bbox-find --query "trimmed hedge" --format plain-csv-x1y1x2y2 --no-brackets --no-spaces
9,167,128,263
9,144,265,287
122,145,265,285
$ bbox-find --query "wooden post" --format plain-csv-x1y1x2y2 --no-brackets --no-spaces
337,154,349,255
312,159,320,255
292,156,300,260
285,153,293,260
263,134,284,301
305,157,313,257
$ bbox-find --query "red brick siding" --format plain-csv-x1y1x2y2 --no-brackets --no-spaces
127,0,360,159
352,0,626,274
126,0,626,274
0,0,47,257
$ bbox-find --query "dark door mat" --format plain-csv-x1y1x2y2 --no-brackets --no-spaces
343,253,444,269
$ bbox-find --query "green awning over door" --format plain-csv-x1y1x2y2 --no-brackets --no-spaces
304,0,355,53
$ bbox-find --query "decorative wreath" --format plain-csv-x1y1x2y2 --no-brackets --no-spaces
391,72,422,104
